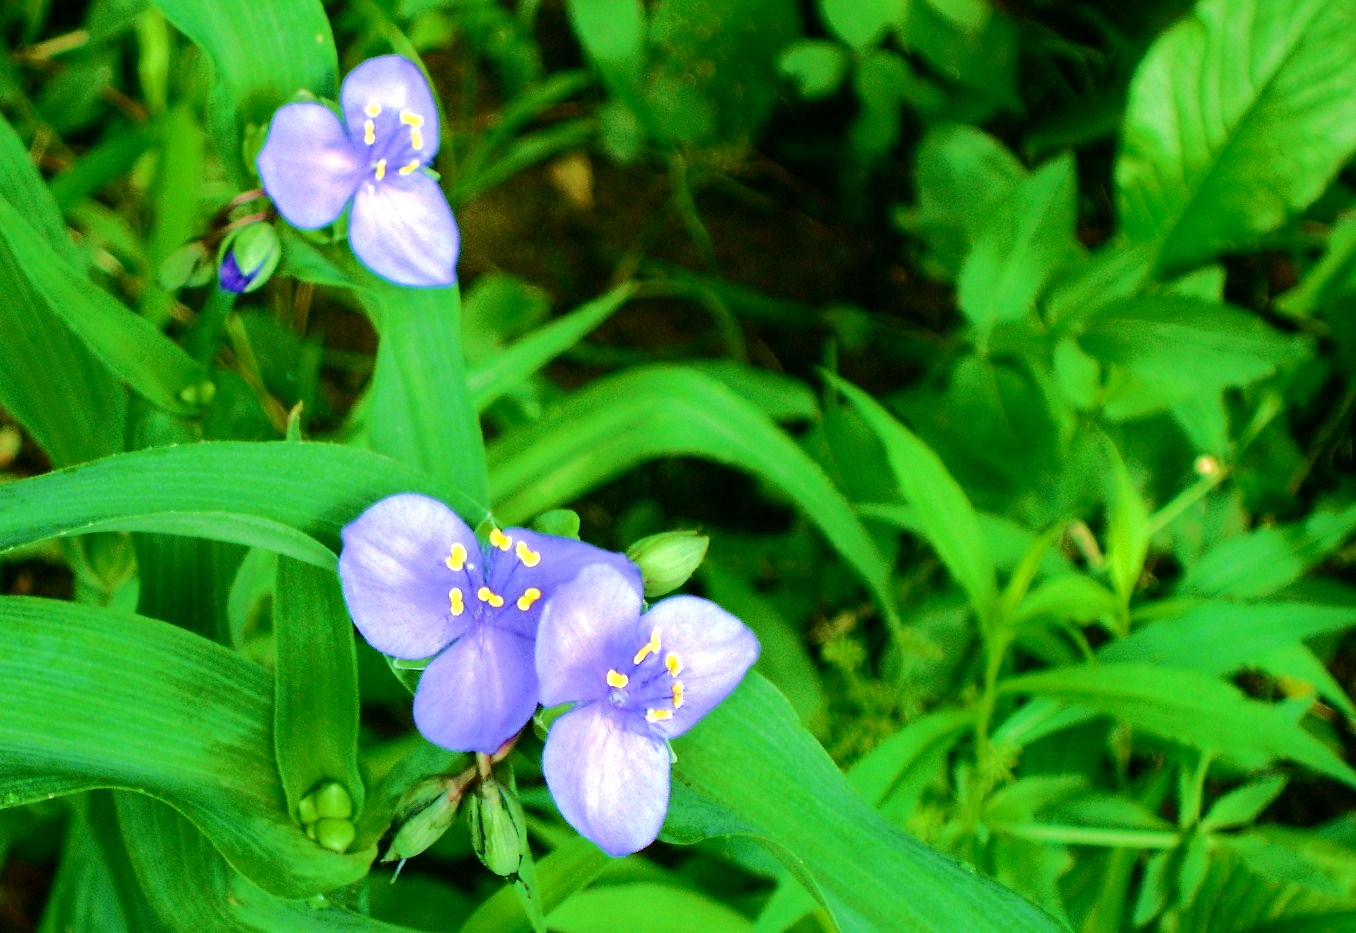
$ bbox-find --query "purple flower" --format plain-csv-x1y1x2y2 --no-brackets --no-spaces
536,564,759,856
338,494,640,754
256,55,459,287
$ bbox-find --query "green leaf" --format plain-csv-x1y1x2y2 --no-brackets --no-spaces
566,0,646,85
0,196,211,416
0,597,371,897
459,837,610,933
1200,775,1288,832
549,884,752,932
148,0,338,179
1181,502,1356,598
1116,0,1356,272
0,114,81,263
274,558,365,827
824,372,997,624
669,674,1062,932
1278,215,1356,317
821,0,906,49
778,40,849,99
0,441,488,561
487,366,900,635
957,153,1078,332
1000,663,1356,788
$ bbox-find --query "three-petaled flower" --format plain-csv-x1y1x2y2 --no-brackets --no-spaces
339,494,640,754
536,563,759,856
256,55,459,287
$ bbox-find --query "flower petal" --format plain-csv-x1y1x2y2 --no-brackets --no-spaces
536,563,644,708
349,173,459,286
487,528,641,638
542,703,669,857
340,55,441,156
413,624,538,754
257,102,363,229
636,595,759,739
338,493,480,659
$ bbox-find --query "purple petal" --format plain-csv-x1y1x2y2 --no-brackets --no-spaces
488,528,642,636
637,596,759,739
349,173,459,286
542,703,669,857
218,252,252,293
257,102,363,229
338,493,481,659
413,624,538,754
536,563,644,708
340,55,441,156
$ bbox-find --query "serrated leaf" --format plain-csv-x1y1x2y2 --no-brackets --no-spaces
1116,0,1356,271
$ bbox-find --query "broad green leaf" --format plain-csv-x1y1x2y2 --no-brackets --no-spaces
1181,502,1356,598
0,197,211,416
1200,775,1287,832
669,674,1061,932
1116,0,1356,272
1258,642,1356,721
1000,663,1356,787
1103,601,1356,675
0,114,80,262
488,366,900,634
468,285,634,411
362,282,490,509
821,0,906,49
149,0,337,179
0,597,371,897
274,558,365,822
778,40,849,99
825,373,996,623
459,837,610,933
957,153,1078,332
0,442,487,560
548,883,752,932
566,0,646,84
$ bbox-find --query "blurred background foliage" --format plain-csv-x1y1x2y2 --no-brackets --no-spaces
1,0,1355,930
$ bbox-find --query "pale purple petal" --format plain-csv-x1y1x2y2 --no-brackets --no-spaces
488,528,641,636
338,493,480,659
340,55,441,156
413,625,538,754
536,564,645,708
542,703,669,857
257,102,363,229
349,173,459,286
638,596,759,739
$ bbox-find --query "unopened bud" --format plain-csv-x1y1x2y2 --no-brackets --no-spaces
218,222,280,293
626,530,709,597
312,781,354,820
314,817,356,853
467,777,525,878
382,776,462,863
159,241,216,290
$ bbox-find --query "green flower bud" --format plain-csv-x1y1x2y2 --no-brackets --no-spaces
312,781,354,821
467,777,525,878
626,530,710,597
381,776,461,863
158,241,215,290
297,794,319,826
217,222,281,293
314,817,356,853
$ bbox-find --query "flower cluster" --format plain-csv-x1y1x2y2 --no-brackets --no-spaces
256,56,459,288
338,493,759,856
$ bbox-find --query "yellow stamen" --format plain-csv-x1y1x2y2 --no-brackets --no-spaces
516,587,542,611
399,109,424,127
645,708,673,723
515,540,541,567
398,160,420,175
364,102,381,118
606,669,629,689
671,681,684,708
664,653,682,677
489,528,511,551
363,119,375,145
448,587,465,616
445,543,468,572
410,127,424,151
476,586,504,608
633,627,661,665
374,158,387,180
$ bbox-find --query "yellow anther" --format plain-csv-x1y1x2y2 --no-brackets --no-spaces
516,587,542,611
399,109,424,127
445,543,468,572
515,540,541,567
671,681,685,709
633,627,661,665
364,102,382,118
645,708,673,723
489,528,511,551
363,119,376,145
374,158,387,180
398,160,420,175
448,587,465,616
410,127,424,151
476,586,504,608
606,669,629,689
664,653,683,677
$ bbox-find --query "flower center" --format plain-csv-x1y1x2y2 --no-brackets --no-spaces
360,99,428,182
606,626,685,723
441,528,545,626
